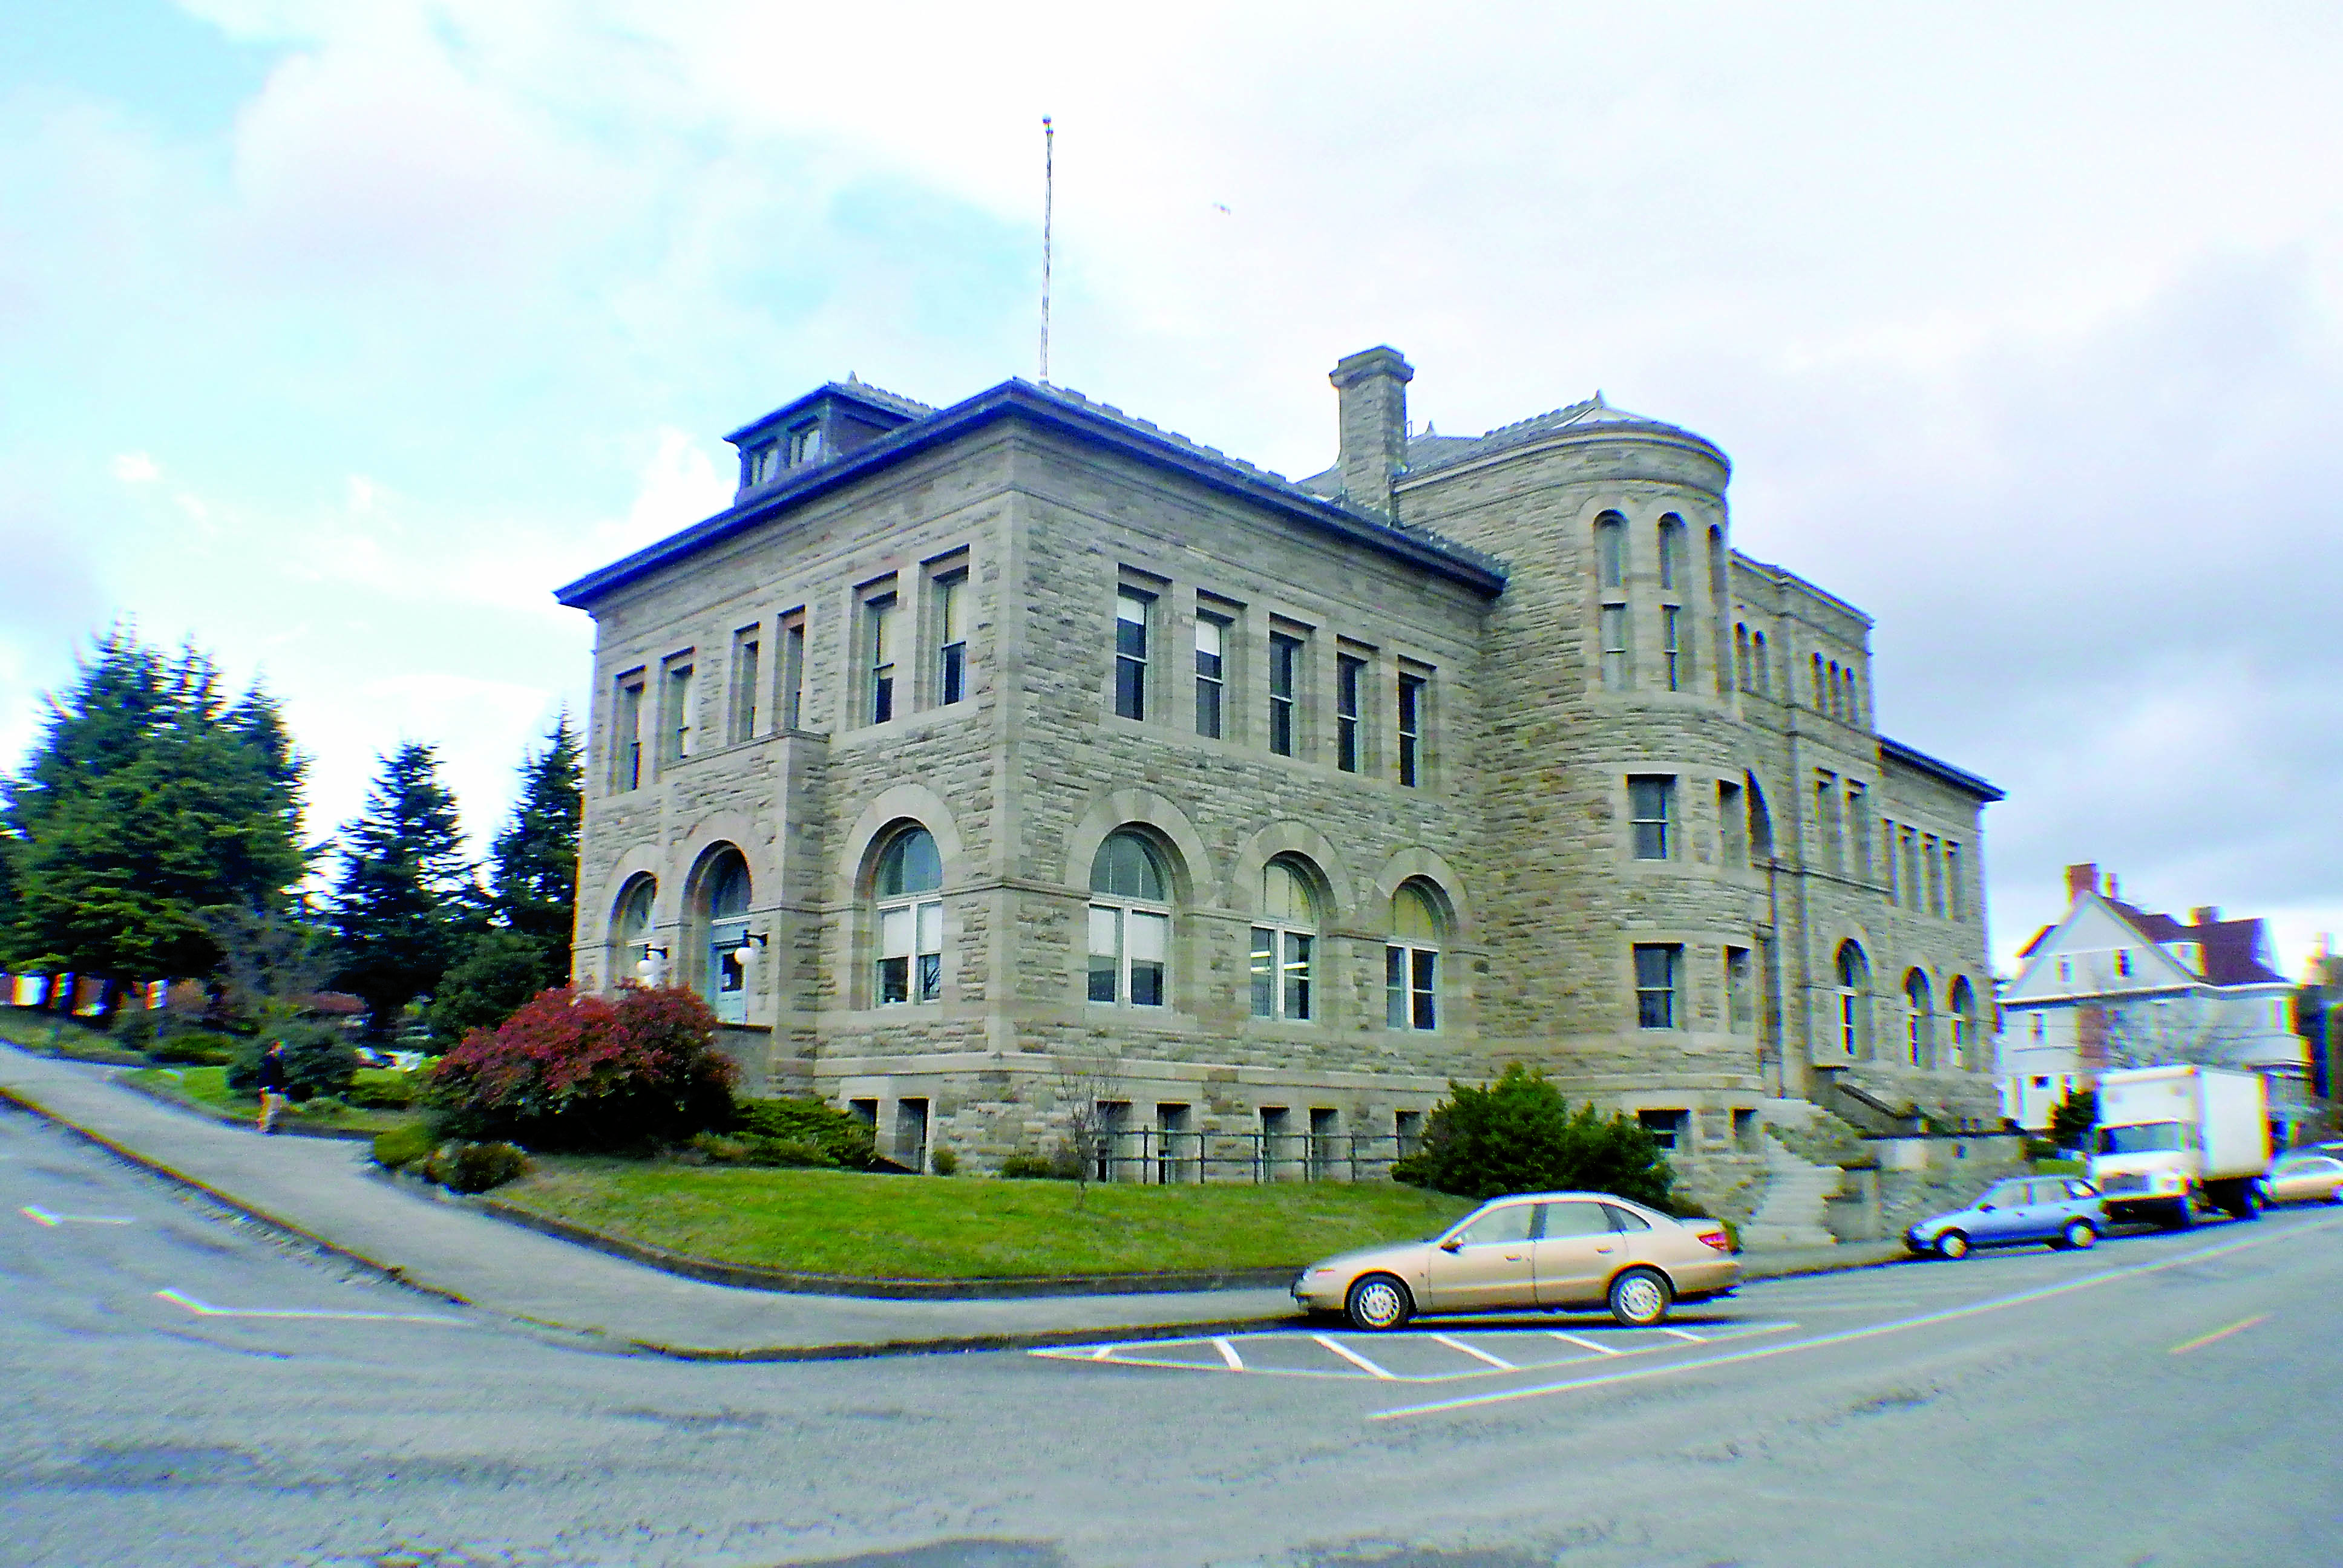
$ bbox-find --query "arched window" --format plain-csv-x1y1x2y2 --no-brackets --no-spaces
1657,515,1686,592
874,827,943,1005
701,850,752,1022
1948,977,1978,1070
1904,969,1933,1068
1734,624,1751,692
1595,512,1627,590
1386,883,1444,1031
1089,832,1168,1007
615,876,657,984
1751,630,1770,697
1251,858,1319,1021
1834,941,1869,1058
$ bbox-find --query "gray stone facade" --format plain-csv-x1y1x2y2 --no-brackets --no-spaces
554,354,2003,1200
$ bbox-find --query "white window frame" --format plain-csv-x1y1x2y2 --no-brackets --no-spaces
1250,861,1317,1022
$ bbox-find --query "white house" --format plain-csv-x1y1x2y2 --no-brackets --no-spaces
1997,863,2307,1135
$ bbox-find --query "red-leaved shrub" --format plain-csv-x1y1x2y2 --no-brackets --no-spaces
429,986,739,1151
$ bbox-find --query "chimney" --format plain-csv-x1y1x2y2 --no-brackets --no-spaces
2065,863,2099,904
1329,346,1414,518
2191,906,2221,927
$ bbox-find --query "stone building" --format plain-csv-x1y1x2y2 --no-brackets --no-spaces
552,348,2003,1197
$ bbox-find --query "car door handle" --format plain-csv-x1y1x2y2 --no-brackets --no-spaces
1503,1251,1527,1261
1595,1244,1617,1254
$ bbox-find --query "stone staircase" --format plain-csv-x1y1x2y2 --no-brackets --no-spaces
1739,1098,1848,1250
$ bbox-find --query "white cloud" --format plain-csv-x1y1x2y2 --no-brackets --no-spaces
110,451,160,483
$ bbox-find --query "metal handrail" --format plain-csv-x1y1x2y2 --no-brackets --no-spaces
1085,1128,1422,1184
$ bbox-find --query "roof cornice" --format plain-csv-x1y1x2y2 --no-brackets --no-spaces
557,380,1509,608
1879,735,2005,803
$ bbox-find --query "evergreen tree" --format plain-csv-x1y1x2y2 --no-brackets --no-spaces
2,631,308,1002
330,742,482,1036
487,714,582,990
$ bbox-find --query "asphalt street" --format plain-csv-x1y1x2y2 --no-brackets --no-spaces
5,1103,2339,1568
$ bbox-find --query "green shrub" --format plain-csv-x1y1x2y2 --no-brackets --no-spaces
148,1030,238,1066
226,1022,359,1103
931,1146,958,1176
2022,1135,2060,1161
347,1068,422,1109
2049,1089,2099,1152
424,1140,530,1194
1000,1145,1081,1180
372,1122,436,1169
1392,1064,1676,1207
114,1010,160,1050
426,932,559,1047
732,1096,880,1169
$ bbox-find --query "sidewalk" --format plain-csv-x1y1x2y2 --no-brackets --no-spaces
0,1044,1901,1361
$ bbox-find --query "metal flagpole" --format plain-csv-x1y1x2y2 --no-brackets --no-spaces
1040,116,1053,384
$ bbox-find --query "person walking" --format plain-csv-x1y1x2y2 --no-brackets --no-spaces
255,1039,289,1134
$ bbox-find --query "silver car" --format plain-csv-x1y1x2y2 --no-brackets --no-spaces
1291,1191,1740,1331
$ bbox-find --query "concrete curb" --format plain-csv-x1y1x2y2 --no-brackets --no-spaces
0,1083,470,1308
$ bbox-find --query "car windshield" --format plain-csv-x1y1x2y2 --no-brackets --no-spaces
2095,1122,2188,1155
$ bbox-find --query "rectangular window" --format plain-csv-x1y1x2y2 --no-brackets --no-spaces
1752,631,1770,697
1637,1108,1686,1151
1395,1108,1424,1157
1386,945,1438,1031
1719,780,1746,867
1115,587,1150,721
1268,632,1301,757
780,612,805,731
1945,843,1964,921
877,899,942,1005
1847,783,1869,880
1634,944,1681,1029
934,572,966,707
1601,604,1628,690
613,672,645,791
1925,835,1944,916
1629,776,1673,860
866,593,897,725
727,626,761,744
1662,606,1683,692
660,656,693,767
1250,929,1313,1020
1884,820,1899,903
1336,653,1364,773
1397,671,1426,787
1195,616,1225,738
1087,907,1121,1003
1815,773,1841,873
1090,906,1166,1007
1726,946,1755,1033
787,422,824,466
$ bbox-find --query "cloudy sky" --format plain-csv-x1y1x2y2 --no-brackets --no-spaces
5,1,2340,976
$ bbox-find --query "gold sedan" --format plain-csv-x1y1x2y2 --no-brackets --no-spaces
1290,1191,1740,1331
2264,1152,2343,1207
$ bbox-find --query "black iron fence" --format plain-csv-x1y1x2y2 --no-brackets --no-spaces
1085,1128,1421,1184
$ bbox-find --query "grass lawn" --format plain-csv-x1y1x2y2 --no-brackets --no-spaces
500,1158,1479,1279
0,1006,148,1065
123,1065,419,1136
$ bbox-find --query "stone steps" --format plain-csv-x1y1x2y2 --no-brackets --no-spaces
1741,1111,1848,1249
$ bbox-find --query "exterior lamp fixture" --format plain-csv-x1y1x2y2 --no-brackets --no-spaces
733,930,770,989
636,943,670,987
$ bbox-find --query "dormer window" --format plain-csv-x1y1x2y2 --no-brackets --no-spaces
787,423,824,466
746,441,782,486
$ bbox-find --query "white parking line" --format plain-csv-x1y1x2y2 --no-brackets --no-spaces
21,1204,135,1226
154,1289,464,1325
1212,1336,1245,1370
1661,1327,1707,1343
1549,1331,1622,1356
1431,1333,1516,1370
1313,1333,1398,1379
1371,1217,2333,1421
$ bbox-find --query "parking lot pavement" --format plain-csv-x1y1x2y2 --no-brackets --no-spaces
1032,1316,1800,1381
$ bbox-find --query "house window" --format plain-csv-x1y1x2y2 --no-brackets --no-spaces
660,656,693,768
701,851,752,1024
1395,1108,1424,1157
1734,623,1751,692
866,592,897,725
1945,843,1963,921
1268,632,1301,757
1751,630,1770,697
1719,780,1747,867
1662,606,1683,691
1600,604,1628,690
1386,883,1443,1031
1904,970,1933,1068
2115,949,2133,979
1657,515,1686,592
612,671,645,792
1633,944,1681,1029
934,572,967,706
1637,1108,1686,1151
874,828,943,1005
1836,941,1870,1057
746,440,780,486
1726,946,1755,1034
1949,978,1978,1070
1115,587,1151,721
786,422,824,466
1629,776,1673,860
1397,671,1426,787
1195,616,1226,738
1847,783,1870,880
1250,859,1317,1021
1596,512,1626,589
779,611,806,731
727,626,761,745
614,876,656,981
1089,832,1169,1007
1335,653,1364,772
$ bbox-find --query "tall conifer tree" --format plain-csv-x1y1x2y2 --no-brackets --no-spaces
329,742,481,1035
490,714,583,987
2,630,308,1002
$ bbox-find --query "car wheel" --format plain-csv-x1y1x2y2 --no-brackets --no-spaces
1607,1267,1672,1327
1345,1273,1414,1333
2060,1220,2097,1251
1935,1230,1970,1261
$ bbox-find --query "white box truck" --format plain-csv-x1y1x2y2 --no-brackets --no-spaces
2087,1065,2270,1227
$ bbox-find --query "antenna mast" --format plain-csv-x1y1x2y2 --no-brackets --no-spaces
1040,115,1054,384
